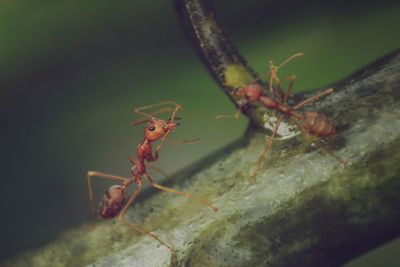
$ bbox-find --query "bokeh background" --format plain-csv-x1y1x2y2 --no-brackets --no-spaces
0,0,399,265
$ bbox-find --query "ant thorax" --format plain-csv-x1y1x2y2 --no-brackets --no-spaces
235,84,263,102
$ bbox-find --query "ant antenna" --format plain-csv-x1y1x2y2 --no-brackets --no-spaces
276,52,304,70
131,107,176,126
133,100,182,119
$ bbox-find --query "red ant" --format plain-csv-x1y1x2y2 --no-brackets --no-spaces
216,53,346,175
87,101,218,264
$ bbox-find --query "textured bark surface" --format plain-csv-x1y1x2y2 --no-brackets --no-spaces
2,50,400,267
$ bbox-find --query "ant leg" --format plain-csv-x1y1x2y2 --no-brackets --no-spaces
274,75,296,103
117,181,178,265
312,139,348,167
282,75,297,104
144,172,219,212
268,52,304,97
146,162,170,179
155,129,172,157
131,107,174,126
215,109,241,120
268,63,280,97
247,53,303,96
154,104,183,155
276,79,282,100
252,114,285,176
293,88,334,110
169,102,181,122
291,119,347,167
128,155,169,179
167,136,200,145
87,171,132,218
134,100,182,119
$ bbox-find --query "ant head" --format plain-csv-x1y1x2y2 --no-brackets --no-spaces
144,118,179,141
235,84,263,102
98,185,126,219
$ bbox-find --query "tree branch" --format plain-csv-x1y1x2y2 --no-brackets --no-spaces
3,49,400,267
175,0,271,128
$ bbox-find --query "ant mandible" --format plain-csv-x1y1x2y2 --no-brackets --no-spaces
87,101,218,264
216,53,346,175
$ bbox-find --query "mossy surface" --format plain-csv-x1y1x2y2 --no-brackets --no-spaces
223,64,254,88
190,138,400,267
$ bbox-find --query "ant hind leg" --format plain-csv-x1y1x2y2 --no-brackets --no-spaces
291,119,347,167
312,138,348,167
293,88,334,110
143,172,218,212
252,114,285,177
116,181,178,265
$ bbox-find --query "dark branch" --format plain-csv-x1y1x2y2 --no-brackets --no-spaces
175,0,270,127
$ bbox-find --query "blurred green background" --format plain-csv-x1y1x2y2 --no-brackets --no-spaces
0,0,399,265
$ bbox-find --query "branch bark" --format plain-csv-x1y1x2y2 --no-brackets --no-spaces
3,50,400,267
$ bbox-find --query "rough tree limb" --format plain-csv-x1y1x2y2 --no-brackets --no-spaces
3,50,400,267
2,0,400,266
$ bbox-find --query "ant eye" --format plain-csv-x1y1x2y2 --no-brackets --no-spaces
148,126,156,131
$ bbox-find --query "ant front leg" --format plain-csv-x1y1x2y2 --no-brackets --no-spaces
169,102,181,122
86,171,132,218
154,130,172,161
252,114,285,177
215,103,249,120
215,109,242,120
282,75,297,104
143,172,219,212
268,52,304,98
154,104,183,156
274,75,296,103
268,62,278,97
116,181,178,265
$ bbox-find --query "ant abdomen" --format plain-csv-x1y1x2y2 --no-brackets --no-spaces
98,185,127,219
303,111,336,137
